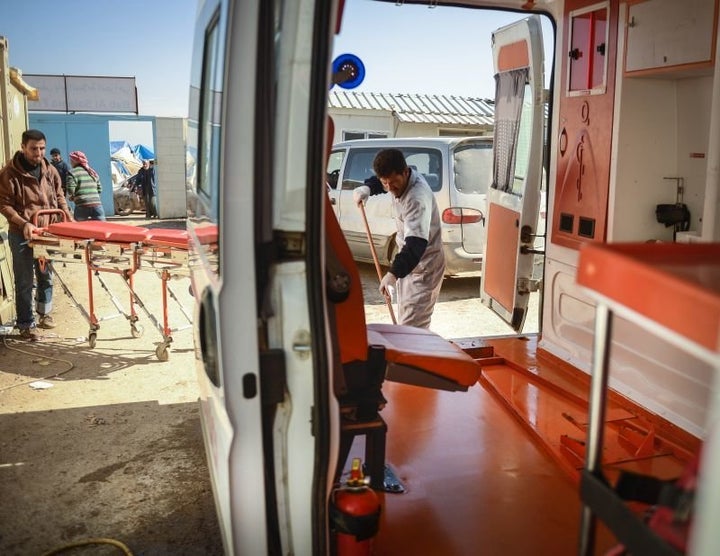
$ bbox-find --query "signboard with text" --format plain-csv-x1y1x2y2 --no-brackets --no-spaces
24,74,138,114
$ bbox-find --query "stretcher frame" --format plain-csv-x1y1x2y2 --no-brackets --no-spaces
29,210,193,360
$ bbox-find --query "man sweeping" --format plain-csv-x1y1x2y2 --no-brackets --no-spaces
353,149,445,328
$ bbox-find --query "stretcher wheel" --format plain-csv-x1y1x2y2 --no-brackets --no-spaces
88,332,97,349
131,324,144,338
155,345,169,362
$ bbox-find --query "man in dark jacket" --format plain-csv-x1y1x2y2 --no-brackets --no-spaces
0,129,74,340
143,159,158,218
49,148,70,196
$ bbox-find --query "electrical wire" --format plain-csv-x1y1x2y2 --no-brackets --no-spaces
41,537,133,555
0,335,77,392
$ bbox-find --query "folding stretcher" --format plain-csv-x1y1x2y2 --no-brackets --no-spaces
29,212,195,360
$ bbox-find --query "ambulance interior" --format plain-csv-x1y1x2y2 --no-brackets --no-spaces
323,1,717,555
186,1,720,554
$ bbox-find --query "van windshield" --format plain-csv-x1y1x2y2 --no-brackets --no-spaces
453,141,493,194
341,147,443,192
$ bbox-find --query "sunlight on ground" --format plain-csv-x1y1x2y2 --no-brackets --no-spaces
365,291,540,340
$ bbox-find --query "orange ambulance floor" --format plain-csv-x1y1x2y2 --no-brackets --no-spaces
368,335,694,556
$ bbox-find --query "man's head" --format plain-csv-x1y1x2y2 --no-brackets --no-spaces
50,148,62,163
373,148,410,198
142,160,150,169
69,151,89,168
21,129,47,166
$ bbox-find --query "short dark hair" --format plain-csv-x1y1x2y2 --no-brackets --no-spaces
373,149,407,178
22,129,46,144
50,148,61,155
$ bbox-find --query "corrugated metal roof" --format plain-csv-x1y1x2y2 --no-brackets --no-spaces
328,91,495,127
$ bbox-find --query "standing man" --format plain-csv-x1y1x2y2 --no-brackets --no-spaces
353,148,445,328
49,148,70,196
67,151,106,221
0,129,74,340
143,159,158,218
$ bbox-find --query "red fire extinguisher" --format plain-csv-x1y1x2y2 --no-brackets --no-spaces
330,458,382,555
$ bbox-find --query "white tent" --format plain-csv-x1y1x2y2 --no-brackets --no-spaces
110,145,143,185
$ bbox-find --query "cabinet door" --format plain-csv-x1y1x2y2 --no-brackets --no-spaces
625,0,717,73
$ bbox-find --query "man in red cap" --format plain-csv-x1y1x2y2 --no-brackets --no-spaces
67,150,106,221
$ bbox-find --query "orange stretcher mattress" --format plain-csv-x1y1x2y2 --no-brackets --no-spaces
46,221,151,243
44,221,191,250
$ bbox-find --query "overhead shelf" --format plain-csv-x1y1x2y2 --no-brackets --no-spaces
577,242,720,359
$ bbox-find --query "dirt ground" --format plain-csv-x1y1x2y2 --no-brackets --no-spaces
0,216,222,556
0,215,539,555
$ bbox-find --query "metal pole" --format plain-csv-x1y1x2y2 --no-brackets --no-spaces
579,303,613,555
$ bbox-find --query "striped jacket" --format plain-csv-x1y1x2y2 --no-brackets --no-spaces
67,167,102,207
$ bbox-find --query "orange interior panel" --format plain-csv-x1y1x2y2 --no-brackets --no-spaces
483,203,520,312
325,193,369,364
498,40,529,72
551,0,619,250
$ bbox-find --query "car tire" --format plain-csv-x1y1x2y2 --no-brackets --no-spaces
115,198,133,216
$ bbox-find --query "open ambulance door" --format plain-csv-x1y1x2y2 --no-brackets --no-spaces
187,1,274,554
480,15,545,332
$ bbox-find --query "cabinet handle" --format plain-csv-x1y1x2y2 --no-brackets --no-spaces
596,42,606,56
569,48,581,60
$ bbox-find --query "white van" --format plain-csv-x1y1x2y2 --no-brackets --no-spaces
326,137,493,275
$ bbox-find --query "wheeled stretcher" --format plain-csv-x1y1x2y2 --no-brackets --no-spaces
29,212,194,360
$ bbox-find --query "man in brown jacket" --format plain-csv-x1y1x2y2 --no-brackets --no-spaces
0,129,73,340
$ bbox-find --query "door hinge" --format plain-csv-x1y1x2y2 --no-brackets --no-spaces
274,230,306,259
518,277,542,294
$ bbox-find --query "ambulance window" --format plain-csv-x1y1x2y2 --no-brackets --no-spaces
198,14,223,219
512,83,533,195
492,68,529,194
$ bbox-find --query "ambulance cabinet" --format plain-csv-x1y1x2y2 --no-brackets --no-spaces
625,0,719,76
575,242,720,556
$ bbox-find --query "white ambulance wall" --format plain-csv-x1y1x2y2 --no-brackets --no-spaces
610,77,678,242
539,13,714,439
676,76,713,236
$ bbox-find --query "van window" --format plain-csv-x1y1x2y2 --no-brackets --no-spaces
326,150,344,190
453,142,493,194
343,131,389,141
341,147,443,192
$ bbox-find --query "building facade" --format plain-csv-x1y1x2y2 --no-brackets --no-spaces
327,91,495,143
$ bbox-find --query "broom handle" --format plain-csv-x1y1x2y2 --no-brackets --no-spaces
358,202,397,324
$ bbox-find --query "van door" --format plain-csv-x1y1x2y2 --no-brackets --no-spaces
480,15,545,331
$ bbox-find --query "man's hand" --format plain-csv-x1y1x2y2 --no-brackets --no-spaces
352,185,370,206
22,221,37,241
379,272,397,298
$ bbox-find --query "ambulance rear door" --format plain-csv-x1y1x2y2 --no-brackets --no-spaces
480,15,545,332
